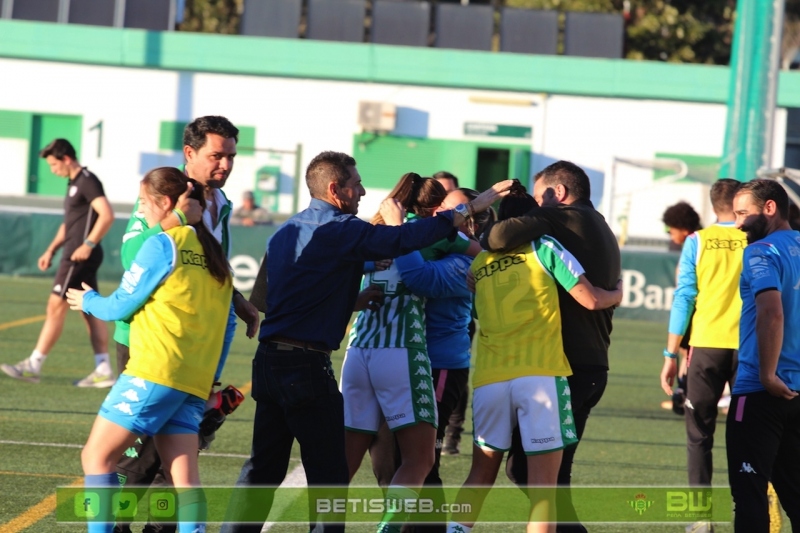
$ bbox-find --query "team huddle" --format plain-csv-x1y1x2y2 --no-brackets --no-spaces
2,115,799,533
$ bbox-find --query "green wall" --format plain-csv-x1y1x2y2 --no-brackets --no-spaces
3,19,800,107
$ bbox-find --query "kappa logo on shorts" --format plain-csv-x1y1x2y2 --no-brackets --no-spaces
409,333,423,343
416,396,431,405
411,319,422,329
418,408,432,418
563,401,572,411
740,462,757,474
565,429,577,439
415,381,430,390
530,436,555,444
409,307,419,315
414,367,429,376
563,386,571,395
114,402,134,415
413,352,427,362
121,389,140,402
129,377,148,390
563,415,573,425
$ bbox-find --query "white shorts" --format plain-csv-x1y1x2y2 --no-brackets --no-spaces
472,375,578,454
341,346,438,432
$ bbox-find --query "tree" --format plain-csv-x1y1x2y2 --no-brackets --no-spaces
178,0,244,34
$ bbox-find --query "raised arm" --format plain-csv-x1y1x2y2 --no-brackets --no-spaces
480,210,554,253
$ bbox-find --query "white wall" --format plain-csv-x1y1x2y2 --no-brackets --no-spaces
0,57,786,239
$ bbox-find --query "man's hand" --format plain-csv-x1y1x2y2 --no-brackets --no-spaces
233,291,260,338
355,285,384,312
471,179,515,213
374,259,392,272
612,280,623,308
66,282,94,311
660,356,678,396
379,198,406,226
70,244,93,262
760,373,799,400
175,182,203,225
38,250,54,271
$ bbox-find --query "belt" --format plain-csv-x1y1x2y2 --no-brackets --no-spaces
266,336,332,356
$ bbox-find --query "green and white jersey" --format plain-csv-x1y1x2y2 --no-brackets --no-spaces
348,262,427,350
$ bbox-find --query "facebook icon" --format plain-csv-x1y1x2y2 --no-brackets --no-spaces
74,492,99,518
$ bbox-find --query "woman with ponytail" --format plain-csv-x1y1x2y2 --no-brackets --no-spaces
66,166,233,533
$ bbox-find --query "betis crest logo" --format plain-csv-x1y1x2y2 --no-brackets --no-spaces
628,493,653,515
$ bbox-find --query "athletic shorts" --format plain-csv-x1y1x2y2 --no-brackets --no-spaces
473,375,578,455
52,249,103,299
99,374,205,436
341,346,438,433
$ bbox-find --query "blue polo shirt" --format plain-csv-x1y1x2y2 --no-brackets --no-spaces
735,229,800,394
259,198,457,351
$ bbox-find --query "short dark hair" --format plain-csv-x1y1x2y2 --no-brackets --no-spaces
662,201,701,232
710,178,741,213
433,171,459,188
306,151,357,198
534,160,591,202
183,116,239,151
737,179,790,220
39,138,77,160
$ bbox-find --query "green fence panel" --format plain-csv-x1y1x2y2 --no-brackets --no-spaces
0,212,681,323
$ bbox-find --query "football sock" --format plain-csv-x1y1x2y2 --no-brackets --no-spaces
29,350,46,372
376,485,418,533
84,472,120,533
178,488,208,533
94,353,111,372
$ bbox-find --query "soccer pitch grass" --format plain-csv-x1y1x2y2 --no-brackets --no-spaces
0,275,788,532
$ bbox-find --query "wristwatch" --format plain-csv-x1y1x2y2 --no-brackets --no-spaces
454,203,471,220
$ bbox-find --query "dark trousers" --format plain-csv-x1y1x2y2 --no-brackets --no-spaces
114,342,175,533
684,347,737,486
506,366,608,533
222,341,349,533
726,391,800,533
414,367,469,533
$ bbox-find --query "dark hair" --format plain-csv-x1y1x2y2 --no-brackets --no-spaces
710,178,741,213
458,187,496,239
433,171,459,189
306,151,357,199
736,179,790,220
39,138,77,160
662,201,702,232
371,173,446,225
183,116,239,151
140,167,231,286
498,181,537,221
534,160,591,202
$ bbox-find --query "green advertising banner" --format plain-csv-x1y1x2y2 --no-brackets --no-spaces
0,212,679,322
0,212,276,292
56,486,729,524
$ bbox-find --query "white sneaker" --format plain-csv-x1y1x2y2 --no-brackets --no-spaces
74,369,115,388
1,358,41,383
